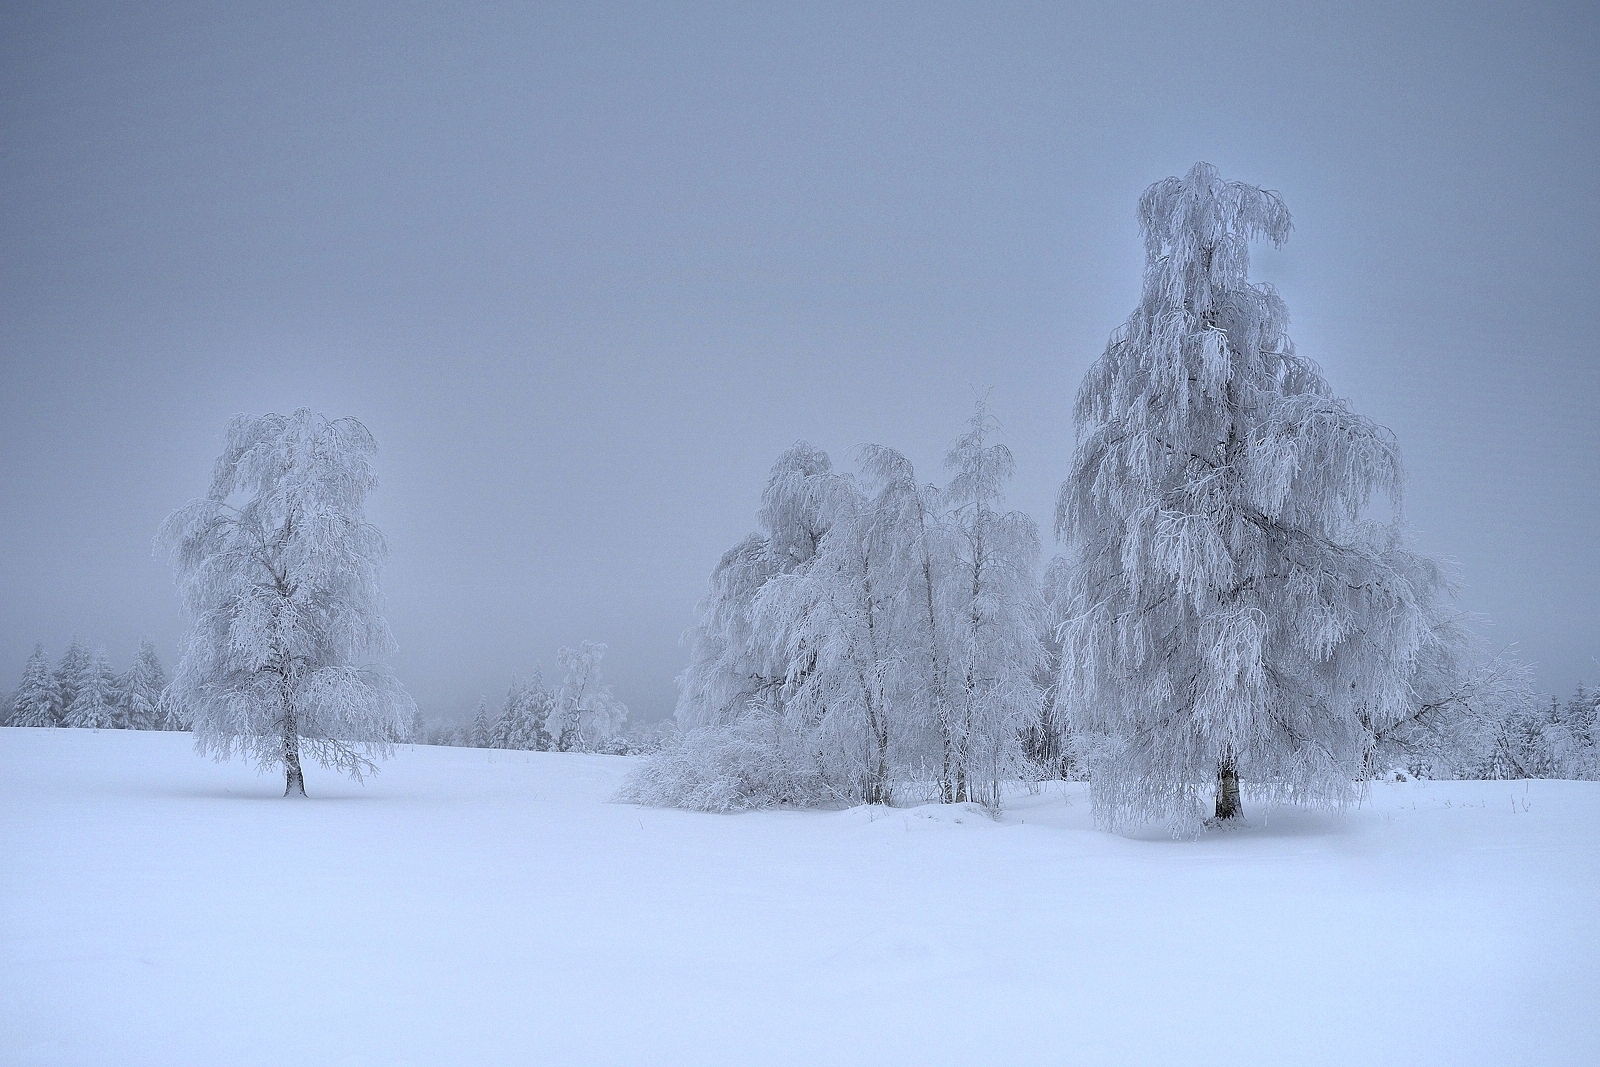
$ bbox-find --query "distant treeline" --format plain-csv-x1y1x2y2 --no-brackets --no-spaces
416,640,673,755
6,638,177,731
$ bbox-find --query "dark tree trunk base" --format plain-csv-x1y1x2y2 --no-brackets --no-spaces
284,751,307,797
1214,759,1242,822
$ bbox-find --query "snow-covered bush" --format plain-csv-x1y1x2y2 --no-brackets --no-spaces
616,710,839,811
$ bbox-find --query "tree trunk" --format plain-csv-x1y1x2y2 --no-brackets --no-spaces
1214,757,1241,821
283,715,307,798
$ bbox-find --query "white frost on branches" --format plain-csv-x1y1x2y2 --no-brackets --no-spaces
624,404,1046,812
10,644,62,728
550,642,628,752
1058,163,1431,835
119,638,169,731
158,409,415,795
63,648,120,730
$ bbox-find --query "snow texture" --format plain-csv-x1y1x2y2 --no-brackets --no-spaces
3,727,1594,1067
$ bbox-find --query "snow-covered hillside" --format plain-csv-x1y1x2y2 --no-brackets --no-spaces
2,728,1595,1066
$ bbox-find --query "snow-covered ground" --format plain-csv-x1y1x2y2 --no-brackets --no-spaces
2,728,1595,1066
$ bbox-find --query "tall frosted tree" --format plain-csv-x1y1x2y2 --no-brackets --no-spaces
118,638,168,731
10,644,62,727
54,638,89,720
158,410,415,796
64,648,121,729
940,401,1045,806
1058,164,1426,834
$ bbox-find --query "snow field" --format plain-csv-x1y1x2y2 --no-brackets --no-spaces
2,727,1596,1066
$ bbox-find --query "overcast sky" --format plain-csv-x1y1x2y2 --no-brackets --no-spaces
3,1,1596,723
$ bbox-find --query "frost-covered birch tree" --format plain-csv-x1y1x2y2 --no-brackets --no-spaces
629,415,1048,813
10,644,62,728
675,444,836,731
550,642,628,752
941,402,1045,806
158,410,415,796
1058,163,1427,834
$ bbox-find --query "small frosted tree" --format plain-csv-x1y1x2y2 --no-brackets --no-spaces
64,649,121,729
1059,164,1426,834
1363,550,1541,780
469,698,492,749
551,642,628,752
10,644,62,727
118,638,168,731
158,409,415,796
493,674,553,751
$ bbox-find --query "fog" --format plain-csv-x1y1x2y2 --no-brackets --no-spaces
3,1,1595,722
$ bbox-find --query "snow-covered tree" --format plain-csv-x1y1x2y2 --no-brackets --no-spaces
755,465,901,802
118,638,167,731
939,401,1045,806
469,698,492,749
492,673,554,751
1360,551,1540,780
64,648,121,729
54,638,89,720
1479,683,1598,781
550,642,627,752
10,644,62,728
675,444,835,731
1557,684,1599,778
1058,164,1428,835
631,413,1050,813
158,409,415,796
1025,555,1078,779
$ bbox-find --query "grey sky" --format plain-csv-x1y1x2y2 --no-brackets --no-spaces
3,1,1596,723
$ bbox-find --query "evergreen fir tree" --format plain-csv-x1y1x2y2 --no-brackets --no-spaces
10,644,62,728
470,698,492,749
64,648,121,729
118,638,167,731
54,638,89,720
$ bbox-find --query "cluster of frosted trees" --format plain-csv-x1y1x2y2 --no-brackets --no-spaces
627,164,1589,830
621,402,1050,811
6,638,174,731
424,642,636,754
